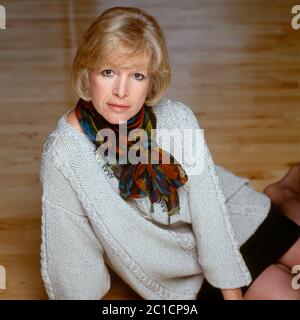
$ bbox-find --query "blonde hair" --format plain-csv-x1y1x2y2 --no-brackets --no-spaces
71,6,171,106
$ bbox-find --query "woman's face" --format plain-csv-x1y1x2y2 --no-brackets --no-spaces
88,55,151,124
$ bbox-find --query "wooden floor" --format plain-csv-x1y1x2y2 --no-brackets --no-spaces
0,0,299,299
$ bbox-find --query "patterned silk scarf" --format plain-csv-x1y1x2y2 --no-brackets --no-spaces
75,98,188,224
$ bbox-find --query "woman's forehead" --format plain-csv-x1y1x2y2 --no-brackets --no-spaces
101,54,150,71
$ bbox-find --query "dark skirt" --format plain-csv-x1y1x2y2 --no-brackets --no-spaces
197,202,300,299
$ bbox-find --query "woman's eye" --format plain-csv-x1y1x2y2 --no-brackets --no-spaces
133,73,145,81
101,70,145,81
101,69,114,77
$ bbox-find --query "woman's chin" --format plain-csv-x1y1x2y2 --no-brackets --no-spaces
106,116,128,125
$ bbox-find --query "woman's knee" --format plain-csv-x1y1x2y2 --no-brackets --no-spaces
244,263,300,300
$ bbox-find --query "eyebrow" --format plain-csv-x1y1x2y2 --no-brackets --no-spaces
102,63,148,72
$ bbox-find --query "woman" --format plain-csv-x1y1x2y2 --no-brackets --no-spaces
39,6,300,300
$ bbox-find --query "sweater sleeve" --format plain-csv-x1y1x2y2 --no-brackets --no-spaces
40,149,111,300
175,102,252,289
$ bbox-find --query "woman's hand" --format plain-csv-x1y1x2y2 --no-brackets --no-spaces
221,288,244,300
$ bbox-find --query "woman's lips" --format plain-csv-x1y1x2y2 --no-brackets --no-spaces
108,103,129,111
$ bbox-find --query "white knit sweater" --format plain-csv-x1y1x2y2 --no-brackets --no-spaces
39,98,271,300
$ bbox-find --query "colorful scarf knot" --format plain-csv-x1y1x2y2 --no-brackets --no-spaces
75,98,188,224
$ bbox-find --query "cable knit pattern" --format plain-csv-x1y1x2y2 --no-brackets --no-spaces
39,98,271,299
174,102,252,288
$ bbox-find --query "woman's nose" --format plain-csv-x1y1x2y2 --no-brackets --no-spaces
113,76,129,98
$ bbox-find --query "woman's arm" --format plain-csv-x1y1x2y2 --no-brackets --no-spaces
40,151,111,300
221,288,243,300
173,101,252,290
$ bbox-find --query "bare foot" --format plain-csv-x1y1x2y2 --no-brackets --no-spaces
264,163,300,195
263,163,300,226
